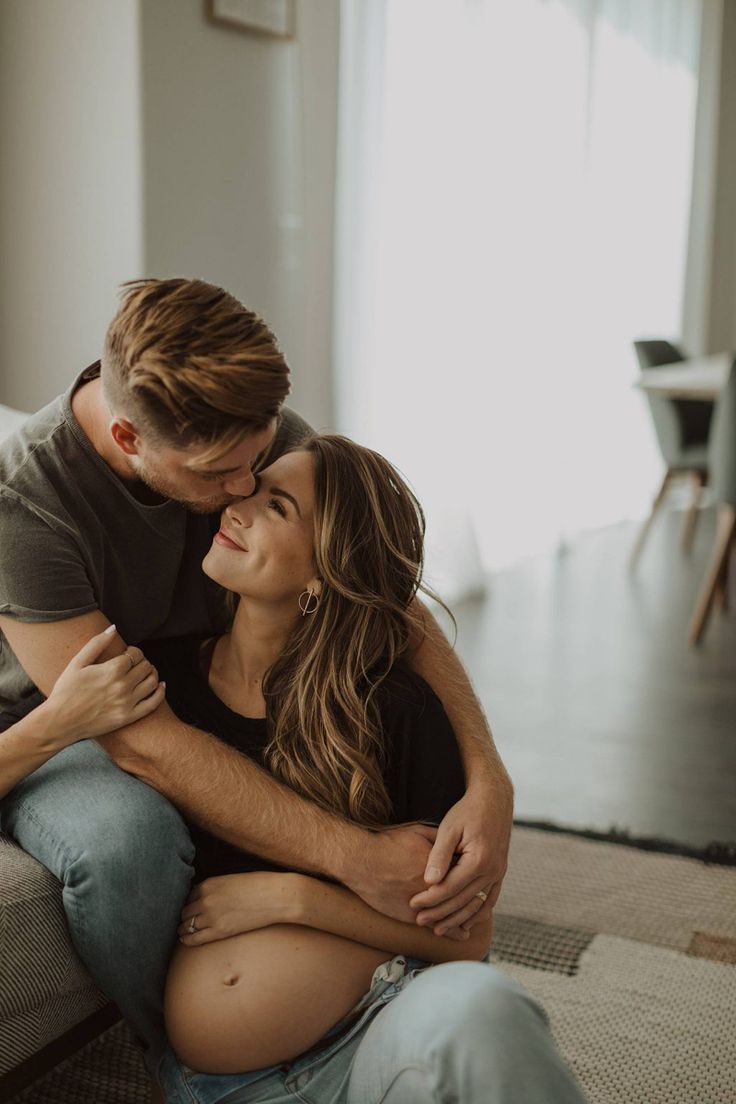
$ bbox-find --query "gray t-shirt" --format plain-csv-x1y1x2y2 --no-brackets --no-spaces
0,362,312,710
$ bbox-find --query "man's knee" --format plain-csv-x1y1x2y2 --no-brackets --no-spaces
1,739,194,882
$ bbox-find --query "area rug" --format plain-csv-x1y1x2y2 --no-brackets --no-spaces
9,825,736,1104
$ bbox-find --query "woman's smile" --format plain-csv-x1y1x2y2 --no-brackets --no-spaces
214,529,248,552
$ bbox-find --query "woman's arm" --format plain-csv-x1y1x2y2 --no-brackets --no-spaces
0,626,164,799
292,872,492,963
178,871,492,964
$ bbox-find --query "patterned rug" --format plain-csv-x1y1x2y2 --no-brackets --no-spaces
9,825,736,1104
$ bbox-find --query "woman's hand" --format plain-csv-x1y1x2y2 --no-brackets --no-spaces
178,872,302,946
41,625,166,744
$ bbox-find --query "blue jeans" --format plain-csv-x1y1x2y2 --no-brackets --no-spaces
159,955,588,1103
1,742,587,1102
0,739,194,1068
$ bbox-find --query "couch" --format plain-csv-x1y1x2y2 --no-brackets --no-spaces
0,402,113,1097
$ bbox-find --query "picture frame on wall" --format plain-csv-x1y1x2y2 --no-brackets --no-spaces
206,0,295,40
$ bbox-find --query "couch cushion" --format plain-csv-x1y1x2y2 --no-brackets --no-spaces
0,834,106,1075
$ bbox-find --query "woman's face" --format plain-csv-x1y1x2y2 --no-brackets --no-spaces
202,449,320,610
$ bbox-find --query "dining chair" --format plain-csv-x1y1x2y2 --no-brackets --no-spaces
688,360,736,644
630,339,714,568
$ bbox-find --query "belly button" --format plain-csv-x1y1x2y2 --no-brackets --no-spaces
223,973,240,987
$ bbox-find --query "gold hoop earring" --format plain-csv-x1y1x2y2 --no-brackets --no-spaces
298,589,320,616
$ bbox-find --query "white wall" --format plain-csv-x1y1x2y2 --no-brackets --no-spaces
0,0,143,411
0,0,340,428
140,0,340,430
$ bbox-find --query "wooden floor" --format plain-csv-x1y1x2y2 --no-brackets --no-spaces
452,503,736,850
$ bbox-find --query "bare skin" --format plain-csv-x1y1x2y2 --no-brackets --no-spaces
165,869,492,1073
165,927,388,1073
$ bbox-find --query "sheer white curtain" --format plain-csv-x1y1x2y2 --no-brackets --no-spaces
333,0,703,599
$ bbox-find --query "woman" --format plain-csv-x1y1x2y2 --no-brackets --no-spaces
1,435,585,1104
140,435,494,1088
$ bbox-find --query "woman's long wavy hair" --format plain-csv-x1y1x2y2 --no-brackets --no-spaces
257,435,447,828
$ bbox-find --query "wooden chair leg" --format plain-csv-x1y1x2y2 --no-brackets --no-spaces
629,470,672,570
688,504,736,645
714,540,730,611
681,470,705,553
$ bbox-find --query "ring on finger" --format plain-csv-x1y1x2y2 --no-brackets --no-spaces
188,915,198,935
124,651,135,672
475,890,488,903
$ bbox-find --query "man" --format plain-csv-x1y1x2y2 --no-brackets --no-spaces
0,279,513,1085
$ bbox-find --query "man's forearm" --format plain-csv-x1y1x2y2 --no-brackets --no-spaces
408,604,513,795
97,707,365,884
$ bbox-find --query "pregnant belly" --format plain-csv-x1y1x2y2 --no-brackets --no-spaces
164,925,390,1074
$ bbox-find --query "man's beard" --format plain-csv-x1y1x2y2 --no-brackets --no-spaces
134,461,233,515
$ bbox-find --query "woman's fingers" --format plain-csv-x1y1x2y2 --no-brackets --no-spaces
180,900,201,922
177,914,210,943
65,624,119,669
132,670,160,702
185,884,203,905
123,646,147,672
130,681,166,721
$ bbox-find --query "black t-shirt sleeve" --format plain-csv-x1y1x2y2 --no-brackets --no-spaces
381,670,466,826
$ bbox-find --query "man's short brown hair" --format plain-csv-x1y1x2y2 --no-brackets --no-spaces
102,278,290,459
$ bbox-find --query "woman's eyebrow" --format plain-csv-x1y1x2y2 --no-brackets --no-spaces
269,486,301,518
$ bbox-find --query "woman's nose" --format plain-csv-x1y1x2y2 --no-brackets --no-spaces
223,470,257,498
224,499,251,527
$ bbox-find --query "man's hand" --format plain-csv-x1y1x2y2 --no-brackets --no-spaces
343,823,438,923
408,781,512,935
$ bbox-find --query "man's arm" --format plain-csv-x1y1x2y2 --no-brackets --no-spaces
0,611,436,922
403,602,514,931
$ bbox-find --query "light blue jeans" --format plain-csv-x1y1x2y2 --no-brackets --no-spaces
0,741,588,1102
158,954,589,1103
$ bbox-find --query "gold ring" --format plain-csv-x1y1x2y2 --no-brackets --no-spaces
125,651,135,672
475,890,488,903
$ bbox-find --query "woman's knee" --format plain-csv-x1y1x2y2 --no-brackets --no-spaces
405,961,549,1048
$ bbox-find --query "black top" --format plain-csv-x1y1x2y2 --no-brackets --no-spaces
142,634,466,882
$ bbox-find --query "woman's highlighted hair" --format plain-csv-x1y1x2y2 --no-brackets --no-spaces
262,435,451,827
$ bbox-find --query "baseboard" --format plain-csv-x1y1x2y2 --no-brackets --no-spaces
513,818,736,866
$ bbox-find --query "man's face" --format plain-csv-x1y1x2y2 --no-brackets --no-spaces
131,420,278,513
